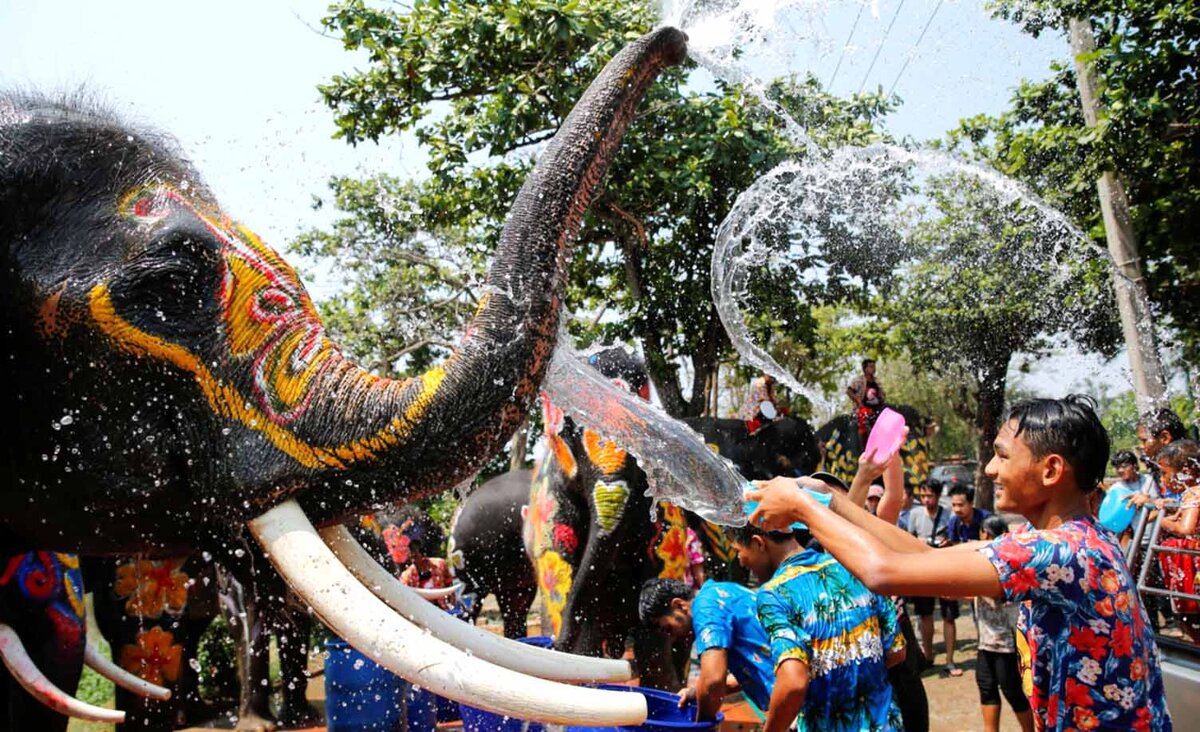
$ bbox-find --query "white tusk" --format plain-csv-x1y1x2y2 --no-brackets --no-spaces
250,500,645,727
84,643,172,701
320,525,631,683
0,624,125,723
410,582,463,601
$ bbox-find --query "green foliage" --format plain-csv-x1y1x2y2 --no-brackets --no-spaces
959,0,1200,361
196,616,238,706
305,0,894,418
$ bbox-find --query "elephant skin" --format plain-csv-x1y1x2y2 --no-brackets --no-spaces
816,404,932,491
683,415,821,481
0,27,686,726
449,470,537,640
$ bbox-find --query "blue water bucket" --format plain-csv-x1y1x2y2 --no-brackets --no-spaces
459,636,553,732
564,684,723,732
323,639,407,732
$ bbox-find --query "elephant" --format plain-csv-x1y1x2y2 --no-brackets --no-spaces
0,26,688,728
683,415,820,481
448,469,538,640
816,403,933,493
88,547,316,732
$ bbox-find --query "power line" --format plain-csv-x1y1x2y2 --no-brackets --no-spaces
887,0,945,97
857,0,908,96
827,0,867,91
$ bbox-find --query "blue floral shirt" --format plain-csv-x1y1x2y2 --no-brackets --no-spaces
692,581,774,711
979,517,1172,731
757,549,904,731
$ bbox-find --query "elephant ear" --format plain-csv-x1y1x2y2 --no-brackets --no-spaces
103,223,223,348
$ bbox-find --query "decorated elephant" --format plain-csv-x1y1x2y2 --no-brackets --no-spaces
816,404,933,492
88,547,315,732
449,469,538,639
0,27,688,728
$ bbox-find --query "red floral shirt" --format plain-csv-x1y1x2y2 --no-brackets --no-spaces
979,518,1172,731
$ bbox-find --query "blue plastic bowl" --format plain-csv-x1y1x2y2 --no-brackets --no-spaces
564,684,723,731
458,636,553,732
323,639,406,732
1099,485,1138,533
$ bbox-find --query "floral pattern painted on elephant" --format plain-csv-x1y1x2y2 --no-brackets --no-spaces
113,559,190,619
90,184,446,470
119,626,184,686
654,503,690,580
0,552,86,657
537,551,573,637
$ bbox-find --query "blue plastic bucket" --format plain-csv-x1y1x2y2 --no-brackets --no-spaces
323,639,407,732
564,684,723,731
459,636,553,732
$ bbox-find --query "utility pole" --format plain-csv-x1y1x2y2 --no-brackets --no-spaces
1069,17,1167,414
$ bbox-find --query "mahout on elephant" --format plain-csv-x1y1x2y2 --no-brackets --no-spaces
0,26,688,728
683,415,820,482
449,469,538,639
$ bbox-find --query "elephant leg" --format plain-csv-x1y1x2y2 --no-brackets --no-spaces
216,563,276,732
497,581,535,640
272,597,318,729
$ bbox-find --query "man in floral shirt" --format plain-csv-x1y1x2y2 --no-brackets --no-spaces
746,395,1172,731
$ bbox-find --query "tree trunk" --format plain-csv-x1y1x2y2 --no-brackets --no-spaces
973,356,1010,511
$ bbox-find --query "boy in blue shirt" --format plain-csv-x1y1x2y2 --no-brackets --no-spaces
639,578,774,719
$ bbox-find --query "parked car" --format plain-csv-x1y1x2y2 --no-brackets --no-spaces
929,460,977,508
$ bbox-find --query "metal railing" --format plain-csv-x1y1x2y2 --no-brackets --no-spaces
1133,500,1200,606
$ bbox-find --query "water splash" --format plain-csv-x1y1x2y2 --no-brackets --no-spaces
542,339,747,526
667,0,1131,404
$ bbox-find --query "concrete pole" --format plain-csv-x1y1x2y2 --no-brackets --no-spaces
1069,17,1168,414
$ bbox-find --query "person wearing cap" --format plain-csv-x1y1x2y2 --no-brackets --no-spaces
865,482,885,515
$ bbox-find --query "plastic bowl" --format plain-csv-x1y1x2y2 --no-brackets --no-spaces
863,407,907,463
1099,485,1138,533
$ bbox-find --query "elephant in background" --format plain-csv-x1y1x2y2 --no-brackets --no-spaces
87,547,315,732
448,470,537,640
0,28,686,727
816,404,933,492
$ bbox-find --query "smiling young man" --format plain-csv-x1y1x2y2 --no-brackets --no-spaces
746,395,1172,731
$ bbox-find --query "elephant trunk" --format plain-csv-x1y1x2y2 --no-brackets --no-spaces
292,27,688,522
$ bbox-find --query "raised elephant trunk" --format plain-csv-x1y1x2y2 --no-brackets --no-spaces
1,26,688,728
292,27,689,521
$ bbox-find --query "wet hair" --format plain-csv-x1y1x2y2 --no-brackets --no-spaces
947,484,974,502
1111,450,1138,469
981,515,1009,538
638,579,693,626
727,521,803,547
1137,408,1188,442
1006,394,1110,493
862,359,876,370
1158,440,1200,472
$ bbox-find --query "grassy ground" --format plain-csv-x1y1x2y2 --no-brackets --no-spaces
69,595,117,732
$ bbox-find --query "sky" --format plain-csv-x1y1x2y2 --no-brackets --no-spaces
0,0,1144,398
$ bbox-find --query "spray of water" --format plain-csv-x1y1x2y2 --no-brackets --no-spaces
667,0,1135,404
542,336,748,526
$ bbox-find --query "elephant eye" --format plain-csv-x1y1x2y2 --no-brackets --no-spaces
107,232,222,345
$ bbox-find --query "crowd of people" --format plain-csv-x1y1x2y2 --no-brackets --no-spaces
638,368,1182,732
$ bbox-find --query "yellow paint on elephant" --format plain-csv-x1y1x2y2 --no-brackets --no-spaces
89,284,444,470
656,526,688,580
593,480,630,533
703,520,736,563
119,627,183,686
583,429,627,474
59,554,85,619
536,551,573,638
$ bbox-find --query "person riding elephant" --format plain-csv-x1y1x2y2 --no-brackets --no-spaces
817,403,933,494
0,27,689,728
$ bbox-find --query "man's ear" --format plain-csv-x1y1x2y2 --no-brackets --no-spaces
670,597,686,612
751,535,767,552
1042,454,1068,488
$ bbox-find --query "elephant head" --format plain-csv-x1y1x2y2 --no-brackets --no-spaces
683,415,821,481
0,27,688,726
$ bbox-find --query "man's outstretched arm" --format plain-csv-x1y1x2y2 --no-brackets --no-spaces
747,479,1003,599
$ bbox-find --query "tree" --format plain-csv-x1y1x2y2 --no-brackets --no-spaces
881,173,1119,508
310,0,895,418
955,0,1200,363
